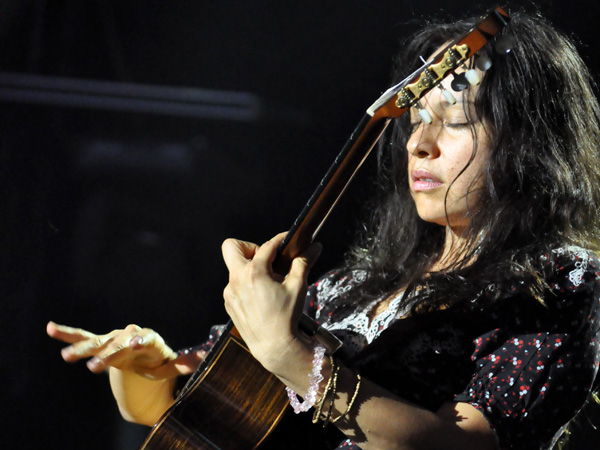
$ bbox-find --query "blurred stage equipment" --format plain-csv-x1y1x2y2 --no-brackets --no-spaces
0,72,262,121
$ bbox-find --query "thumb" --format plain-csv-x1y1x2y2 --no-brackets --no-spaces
141,349,204,379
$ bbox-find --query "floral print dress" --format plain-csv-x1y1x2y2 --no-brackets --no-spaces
194,247,599,449
303,246,600,450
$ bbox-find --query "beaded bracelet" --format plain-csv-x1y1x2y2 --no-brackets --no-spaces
286,343,326,414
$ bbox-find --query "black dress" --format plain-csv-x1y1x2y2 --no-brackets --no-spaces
195,246,599,449
303,246,600,449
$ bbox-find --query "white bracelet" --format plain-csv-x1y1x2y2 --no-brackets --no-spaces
286,343,326,413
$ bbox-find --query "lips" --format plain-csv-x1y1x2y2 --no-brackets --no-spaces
411,169,443,191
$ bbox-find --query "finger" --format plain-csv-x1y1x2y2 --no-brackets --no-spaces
86,339,135,373
146,348,206,379
285,241,323,291
130,329,177,361
251,233,287,270
173,348,206,375
85,335,141,373
89,328,177,374
221,238,260,272
302,241,323,272
61,329,122,362
47,321,98,344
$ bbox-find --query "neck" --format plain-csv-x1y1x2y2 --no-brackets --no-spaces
431,226,477,272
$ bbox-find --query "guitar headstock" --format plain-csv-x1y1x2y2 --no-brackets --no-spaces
368,6,510,120
275,7,511,275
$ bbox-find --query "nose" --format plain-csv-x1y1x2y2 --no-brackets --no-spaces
406,122,441,159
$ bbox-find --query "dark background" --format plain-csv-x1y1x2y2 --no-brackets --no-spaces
1,1,599,449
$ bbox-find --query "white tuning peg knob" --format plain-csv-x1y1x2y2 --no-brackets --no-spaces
465,69,481,85
416,102,433,124
475,55,492,71
438,86,457,105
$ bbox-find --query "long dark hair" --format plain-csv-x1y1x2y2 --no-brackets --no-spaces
335,11,600,315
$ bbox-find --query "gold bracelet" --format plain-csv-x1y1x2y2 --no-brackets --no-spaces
312,355,335,424
322,361,340,427
331,372,361,424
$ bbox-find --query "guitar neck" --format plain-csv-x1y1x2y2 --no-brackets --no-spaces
274,112,391,273
178,111,390,398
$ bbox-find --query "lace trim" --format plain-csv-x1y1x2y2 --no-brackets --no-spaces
323,292,407,345
552,246,590,287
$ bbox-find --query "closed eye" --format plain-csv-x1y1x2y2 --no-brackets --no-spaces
445,122,472,129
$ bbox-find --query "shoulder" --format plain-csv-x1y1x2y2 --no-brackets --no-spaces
495,246,600,307
455,247,600,448
543,245,600,291
539,246,600,320
531,246,600,330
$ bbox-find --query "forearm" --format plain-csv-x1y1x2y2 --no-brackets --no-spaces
273,343,497,450
330,367,496,450
109,367,177,426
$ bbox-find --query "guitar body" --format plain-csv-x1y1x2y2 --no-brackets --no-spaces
141,332,288,450
141,328,344,450
139,7,510,449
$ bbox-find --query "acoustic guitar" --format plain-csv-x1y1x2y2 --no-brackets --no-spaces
140,7,511,449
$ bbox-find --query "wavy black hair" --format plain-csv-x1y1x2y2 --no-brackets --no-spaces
335,11,600,315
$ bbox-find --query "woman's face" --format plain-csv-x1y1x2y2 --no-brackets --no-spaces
406,71,490,235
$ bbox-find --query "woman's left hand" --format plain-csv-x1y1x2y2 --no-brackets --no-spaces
221,232,321,376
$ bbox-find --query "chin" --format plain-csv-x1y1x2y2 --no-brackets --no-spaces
416,210,470,230
416,214,448,227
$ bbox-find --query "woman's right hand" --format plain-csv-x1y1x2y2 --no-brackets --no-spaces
47,321,203,380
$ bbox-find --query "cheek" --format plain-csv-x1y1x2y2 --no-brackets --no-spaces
405,151,415,176
442,140,488,193
450,156,488,199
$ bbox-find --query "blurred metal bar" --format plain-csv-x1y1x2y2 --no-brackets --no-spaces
0,72,262,121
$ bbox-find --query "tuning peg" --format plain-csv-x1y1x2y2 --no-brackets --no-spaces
415,101,433,124
438,85,457,105
451,72,469,92
465,69,481,86
494,35,516,54
474,54,492,71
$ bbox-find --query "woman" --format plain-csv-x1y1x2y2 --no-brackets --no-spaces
48,12,600,450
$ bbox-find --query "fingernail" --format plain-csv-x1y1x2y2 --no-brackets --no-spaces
87,357,101,370
61,347,71,358
130,336,143,347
